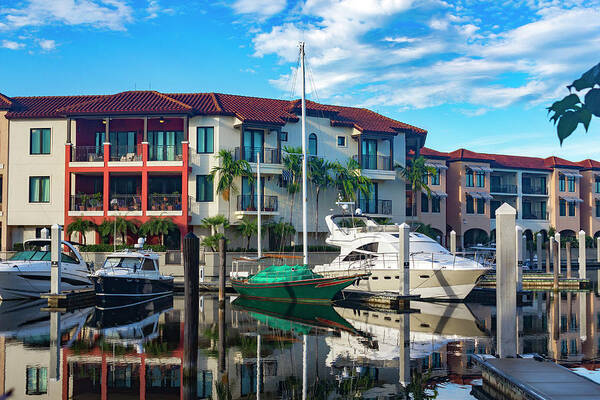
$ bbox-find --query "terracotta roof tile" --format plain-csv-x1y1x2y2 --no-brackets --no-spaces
0,92,12,110
7,95,102,118
543,156,581,169
57,91,192,115
578,159,600,170
443,148,586,171
421,147,449,159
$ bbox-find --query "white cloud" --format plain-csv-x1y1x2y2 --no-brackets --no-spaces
145,0,174,20
1,40,24,50
0,0,134,31
38,39,56,51
231,0,287,17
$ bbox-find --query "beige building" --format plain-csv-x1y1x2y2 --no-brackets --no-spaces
0,93,10,251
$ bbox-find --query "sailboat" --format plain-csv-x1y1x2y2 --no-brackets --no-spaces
230,42,368,303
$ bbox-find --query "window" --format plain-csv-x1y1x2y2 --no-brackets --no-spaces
243,129,264,161
595,176,600,193
308,133,317,155
337,135,347,147
280,131,288,142
568,201,575,217
26,367,48,395
559,198,566,216
30,128,51,154
466,170,474,187
197,127,214,154
422,172,428,185
431,169,440,185
421,193,429,213
559,175,565,191
432,197,441,213
109,131,137,158
476,172,485,188
29,176,50,203
197,370,213,399
149,131,184,160
196,175,213,202
477,198,485,214
466,195,474,214
567,176,575,192
95,132,105,155
596,200,600,218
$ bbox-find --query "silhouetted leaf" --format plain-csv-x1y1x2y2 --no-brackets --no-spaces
547,93,580,115
579,107,592,131
557,111,579,144
567,62,600,91
584,88,600,117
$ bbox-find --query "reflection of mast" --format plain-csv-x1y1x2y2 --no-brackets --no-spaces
302,334,308,400
551,292,560,358
257,332,261,400
0,336,4,395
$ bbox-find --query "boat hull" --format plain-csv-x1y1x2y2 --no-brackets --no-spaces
0,270,92,300
231,274,365,303
91,275,174,308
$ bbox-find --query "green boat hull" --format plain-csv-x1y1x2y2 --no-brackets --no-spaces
231,273,365,303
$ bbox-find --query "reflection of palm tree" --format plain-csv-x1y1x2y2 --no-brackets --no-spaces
404,369,439,400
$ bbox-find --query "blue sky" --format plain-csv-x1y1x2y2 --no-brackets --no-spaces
1,0,600,160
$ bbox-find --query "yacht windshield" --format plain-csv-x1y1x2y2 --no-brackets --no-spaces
103,257,142,270
9,250,78,264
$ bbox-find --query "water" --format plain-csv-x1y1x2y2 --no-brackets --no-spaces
0,290,599,399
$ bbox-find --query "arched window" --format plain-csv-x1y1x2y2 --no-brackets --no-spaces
308,133,317,155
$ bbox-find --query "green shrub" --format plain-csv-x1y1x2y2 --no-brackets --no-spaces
78,243,167,252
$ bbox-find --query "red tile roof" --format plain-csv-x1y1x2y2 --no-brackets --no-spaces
4,90,427,136
0,92,12,110
421,147,449,159
578,159,600,170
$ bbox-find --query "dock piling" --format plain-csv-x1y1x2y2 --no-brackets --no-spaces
516,225,523,291
398,223,410,296
566,241,572,278
536,232,542,270
495,203,517,358
450,230,456,255
218,237,226,303
553,240,559,290
578,230,586,279
50,224,62,295
545,243,550,273
183,232,199,399
554,232,561,274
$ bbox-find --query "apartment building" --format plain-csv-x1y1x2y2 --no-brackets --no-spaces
0,94,9,251
420,148,600,248
0,90,426,250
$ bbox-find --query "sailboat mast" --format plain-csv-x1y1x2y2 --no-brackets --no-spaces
300,42,308,266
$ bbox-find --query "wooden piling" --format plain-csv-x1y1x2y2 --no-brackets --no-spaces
546,243,550,273
565,241,571,278
536,233,542,270
553,240,559,291
183,232,199,400
219,237,226,303
578,230,586,280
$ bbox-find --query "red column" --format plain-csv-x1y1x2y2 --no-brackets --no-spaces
142,142,149,216
64,144,72,232
62,348,69,400
181,142,189,239
103,143,110,216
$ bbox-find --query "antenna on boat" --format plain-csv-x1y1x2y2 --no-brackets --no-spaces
300,41,308,266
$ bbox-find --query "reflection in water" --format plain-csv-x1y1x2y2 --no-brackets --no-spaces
0,291,599,399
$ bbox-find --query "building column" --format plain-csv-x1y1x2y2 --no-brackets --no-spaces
64,144,72,239
181,141,189,242
141,170,148,215
516,171,523,221
103,142,110,216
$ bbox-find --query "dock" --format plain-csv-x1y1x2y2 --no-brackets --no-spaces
478,273,591,290
41,288,96,311
472,354,600,400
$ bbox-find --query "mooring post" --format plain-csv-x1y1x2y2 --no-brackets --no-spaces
183,232,199,400
555,232,561,275
516,225,523,291
549,237,554,268
450,230,456,255
565,242,572,278
546,244,551,273
579,230,586,280
398,223,410,297
219,237,226,303
553,240,559,290
495,203,517,358
50,224,62,295
536,233,542,270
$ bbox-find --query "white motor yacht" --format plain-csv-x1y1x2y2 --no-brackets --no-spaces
0,239,93,300
313,215,490,300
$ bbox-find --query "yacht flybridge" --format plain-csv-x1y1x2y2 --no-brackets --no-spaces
0,239,93,300
313,215,490,300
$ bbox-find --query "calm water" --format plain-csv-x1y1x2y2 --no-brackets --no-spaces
0,290,599,399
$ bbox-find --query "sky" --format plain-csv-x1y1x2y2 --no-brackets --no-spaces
1,0,600,160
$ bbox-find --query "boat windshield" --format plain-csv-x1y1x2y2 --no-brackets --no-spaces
103,257,142,270
9,250,79,264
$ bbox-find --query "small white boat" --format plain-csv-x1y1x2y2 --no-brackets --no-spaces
90,241,174,309
0,239,93,300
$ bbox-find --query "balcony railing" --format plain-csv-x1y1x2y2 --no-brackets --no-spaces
357,199,392,215
109,144,143,162
70,194,103,211
148,193,182,211
235,146,281,164
109,194,141,211
71,146,104,162
149,145,183,161
522,185,547,195
490,184,517,194
522,210,548,220
237,195,278,212
353,155,393,171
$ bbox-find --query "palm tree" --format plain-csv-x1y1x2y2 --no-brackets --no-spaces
234,217,259,251
397,155,436,227
201,233,226,252
283,146,302,226
66,218,96,245
267,219,296,251
332,158,372,203
209,149,252,221
139,217,176,246
200,215,230,236
308,157,333,242
98,217,139,245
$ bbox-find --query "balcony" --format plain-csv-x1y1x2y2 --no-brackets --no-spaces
107,194,142,216
490,183,517,194
522,210,548,220
353,155,395,180
356,199,392,216
235,146,282,175
235,194,279,216
522,185,548,195
68,194,103,217
109,144,143,163
70,146,104,163
148,145,183,162
148,193,183,216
